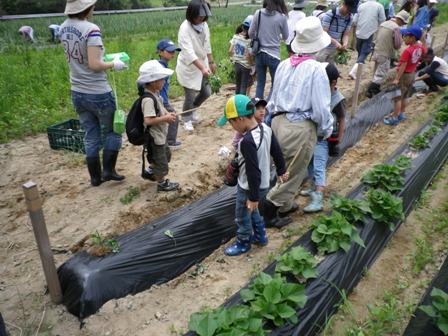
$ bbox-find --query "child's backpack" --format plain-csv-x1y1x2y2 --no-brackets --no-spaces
126,91,160,146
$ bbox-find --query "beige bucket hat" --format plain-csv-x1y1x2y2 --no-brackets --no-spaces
291,16,331,54
394,10,410,24
65,0,97,15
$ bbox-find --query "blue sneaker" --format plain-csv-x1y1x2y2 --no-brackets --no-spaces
383,117,399,126
397,113,406,121
225,239,251,256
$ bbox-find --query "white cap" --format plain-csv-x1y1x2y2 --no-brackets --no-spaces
429,0,437,3
137,60,173,84
291,16,331,54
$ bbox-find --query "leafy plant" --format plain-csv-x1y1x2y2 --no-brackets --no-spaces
189,305,267,336
208,74,222,94
330,194,371,224
218,58,236,83
119,186,140,204
275,246,319,282
394,155,412,172
90,230,120,254
409,134,430,151
423,125,440,140
365,189,404,230
361,164,404,193
240,272,307,327
164,229,177,246
334,51,351,65
419,288,448,335
310,211,365,255
434,108,448,126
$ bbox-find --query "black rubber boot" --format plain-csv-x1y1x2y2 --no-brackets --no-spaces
86,156,102,187
102,150,125,181
260,198,292,229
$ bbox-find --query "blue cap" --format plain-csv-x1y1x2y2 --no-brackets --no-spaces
400,26,423,40
243,15,253,28
156,39,181,53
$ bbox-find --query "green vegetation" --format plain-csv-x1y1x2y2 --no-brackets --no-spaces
275,246,319,282
419,288,448,335
119,186,140,204
329,194,371,224
91,230,120,253
361,164,405,193
365,189,404,230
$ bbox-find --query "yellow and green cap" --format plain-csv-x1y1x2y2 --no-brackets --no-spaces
217,94,255,127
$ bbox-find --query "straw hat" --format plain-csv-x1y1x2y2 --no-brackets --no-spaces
137,60,174,84
394,10,410,24
316,0,328,7
64,0,97,15
290,16,331,54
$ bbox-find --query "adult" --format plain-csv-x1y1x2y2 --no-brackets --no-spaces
249,0,289,99
399,0,417,26
415,48,448,92
312,0,329,18
262,17,334,227
286,0,307,54
48,24,61,42
365,10,409,97
176,0,216,132
60,0,127,186
316,0,357,63
414,0,430,30
18,26,34,42
349,0,386,78
428,0,439,26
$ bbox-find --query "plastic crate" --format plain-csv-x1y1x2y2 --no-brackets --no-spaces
47,119,85,153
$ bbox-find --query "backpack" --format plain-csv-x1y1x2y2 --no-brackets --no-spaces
126,91,160,146
328,8,351,42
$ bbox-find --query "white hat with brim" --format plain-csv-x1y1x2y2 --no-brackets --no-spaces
291,16,331,54
137,60,174,85
395,10,410,24
65,0,97,15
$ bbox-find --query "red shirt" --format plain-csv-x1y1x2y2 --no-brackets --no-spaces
398,43,426,73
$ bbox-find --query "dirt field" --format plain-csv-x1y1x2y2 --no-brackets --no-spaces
1,26,448,336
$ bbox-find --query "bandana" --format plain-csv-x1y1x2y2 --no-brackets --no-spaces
290,55,314,67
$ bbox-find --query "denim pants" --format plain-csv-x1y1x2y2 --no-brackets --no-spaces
356,35,373,64
182,77,211,122
71,91,122,158
255,52,280,99
419,68,448,90
235,185,269,242
234,62,251,95
307,139,329,187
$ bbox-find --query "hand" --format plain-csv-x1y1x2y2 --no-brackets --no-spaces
166,113,177,123
278,172,289,183
209,62,217,74
246,200,259,212
113,59,127,71
201,67,211,77
335,42,344,51
392,78,399,86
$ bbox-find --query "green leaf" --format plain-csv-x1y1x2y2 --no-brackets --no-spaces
240,289,255,302
276,303,296,319
419,305,437,318
263,285,282,304
351,231,366,248
438,321,448,335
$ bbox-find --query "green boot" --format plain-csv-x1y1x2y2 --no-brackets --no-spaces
303,191,323,213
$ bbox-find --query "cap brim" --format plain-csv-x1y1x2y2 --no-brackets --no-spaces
255,100,267,107
217,116,228,127
291,30,331,54
163,46,181,52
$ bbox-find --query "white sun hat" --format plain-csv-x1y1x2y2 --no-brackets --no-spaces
64,0,97,15
290,16,331,54
137,60,174,85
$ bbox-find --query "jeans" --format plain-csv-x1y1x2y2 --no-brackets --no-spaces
182,77,211,122
234,62,251,95
235,185,269,241
71,91,122,158
164,103,179,145
255,52,280,99
356,35,373,64
307,139,329,187
419,68,448,90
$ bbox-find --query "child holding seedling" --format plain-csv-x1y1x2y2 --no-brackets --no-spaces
232,97,267,149
384,26,426,126
137,60,180,192
229,18,254,95
217,94,288,256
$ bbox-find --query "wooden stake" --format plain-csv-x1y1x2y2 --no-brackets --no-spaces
444,33,448,55
351,63,364,117
430,35,436,49
23,181,62,304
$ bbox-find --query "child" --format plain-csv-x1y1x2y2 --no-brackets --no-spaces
232,97,266,149
229,18,253,95
18,26,34,43
217,94,288,256
137,60,180,192
156,39,182,149
384,26,426,126
301,63,346,212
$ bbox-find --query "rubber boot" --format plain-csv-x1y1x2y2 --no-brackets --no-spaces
225,238,251,256
102,150,125,181
86,156,102,187
303,191,324,213
251,222,268,246
260,198,292,229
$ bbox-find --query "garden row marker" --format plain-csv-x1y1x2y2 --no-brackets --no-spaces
22,181,62,304
351,63,364,117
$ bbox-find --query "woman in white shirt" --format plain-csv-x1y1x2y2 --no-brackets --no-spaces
176,0,217,132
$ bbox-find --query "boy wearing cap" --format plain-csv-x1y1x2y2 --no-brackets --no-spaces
157,39,182,149
218,95,288,256
138,60,180,191
384,25,426,126
232,97,267,149
229,18,253,95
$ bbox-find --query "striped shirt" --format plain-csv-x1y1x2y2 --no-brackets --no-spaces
321,8,353,48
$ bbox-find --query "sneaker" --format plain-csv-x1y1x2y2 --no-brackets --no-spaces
383,117,399,126
397,113,406,121
192,111,200,123
157,179,179,192
142,167,156,181
168,141,182,149
184,120,194,132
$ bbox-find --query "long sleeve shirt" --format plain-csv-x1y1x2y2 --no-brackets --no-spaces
353,0,386,39
266,57,334,138
158,58,174,112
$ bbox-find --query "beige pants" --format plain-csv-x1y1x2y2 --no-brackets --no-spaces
267,115,317,213
316,48,338,64
372,53,391,85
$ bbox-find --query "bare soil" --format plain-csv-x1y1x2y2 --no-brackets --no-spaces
1,25,447,336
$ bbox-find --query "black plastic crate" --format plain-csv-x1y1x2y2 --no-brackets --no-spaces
47,119,85,153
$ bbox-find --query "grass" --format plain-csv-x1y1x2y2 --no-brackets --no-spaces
119,186,141,204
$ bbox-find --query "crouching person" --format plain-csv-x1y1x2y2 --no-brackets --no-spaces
137,61,180,192
217,95,288,256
